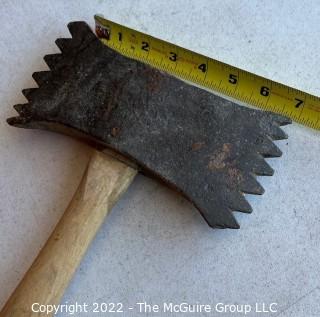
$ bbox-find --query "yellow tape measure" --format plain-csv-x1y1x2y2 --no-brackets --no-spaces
94,15,320,130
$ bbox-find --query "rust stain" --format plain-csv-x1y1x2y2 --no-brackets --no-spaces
104,80,124,120
208,143,232,170
144,68,163,93
111,127,120,137
192,142,205,151
227,167,243,188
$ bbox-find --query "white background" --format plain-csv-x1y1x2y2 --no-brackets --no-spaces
0,1,319,316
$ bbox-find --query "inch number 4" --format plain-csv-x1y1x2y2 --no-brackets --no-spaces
198,63,207,73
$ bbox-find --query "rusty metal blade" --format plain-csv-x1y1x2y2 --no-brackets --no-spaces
7,21,291,229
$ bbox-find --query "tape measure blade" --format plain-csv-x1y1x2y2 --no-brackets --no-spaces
94,15,320,131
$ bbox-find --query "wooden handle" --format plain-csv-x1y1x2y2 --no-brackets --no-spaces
1,151,137,317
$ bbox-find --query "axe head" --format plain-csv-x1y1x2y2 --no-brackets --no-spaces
7,22,291,229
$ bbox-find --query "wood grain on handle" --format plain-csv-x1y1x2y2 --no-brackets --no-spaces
1,151,137,317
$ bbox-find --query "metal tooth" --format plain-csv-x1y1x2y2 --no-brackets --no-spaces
32,71,51,85
13,104,28,115
68,21,95,39
44,54,62,69
55,38,73,52
258,137,282,158
7,116,28,126
215,210,240,229
240,174,265,195
228,192,253,214
272,113,292,126
251,155,274,176
270,125,288,140
22,88,37,100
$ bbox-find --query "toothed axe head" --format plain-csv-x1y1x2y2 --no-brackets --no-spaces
7,21,291,229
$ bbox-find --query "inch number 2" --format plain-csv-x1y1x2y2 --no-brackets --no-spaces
141,41,149,51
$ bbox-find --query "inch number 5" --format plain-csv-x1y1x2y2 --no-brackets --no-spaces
229,74,238,85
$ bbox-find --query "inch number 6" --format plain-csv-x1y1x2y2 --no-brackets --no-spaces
260,86,270,97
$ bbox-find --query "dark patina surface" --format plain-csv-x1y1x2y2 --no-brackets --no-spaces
7,22,291,229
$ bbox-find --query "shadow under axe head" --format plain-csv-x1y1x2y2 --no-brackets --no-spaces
7,21,291,229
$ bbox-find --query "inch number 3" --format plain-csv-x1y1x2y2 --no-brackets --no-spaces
169,52,177,61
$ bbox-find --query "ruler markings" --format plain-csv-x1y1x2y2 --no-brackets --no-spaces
95,15,320,131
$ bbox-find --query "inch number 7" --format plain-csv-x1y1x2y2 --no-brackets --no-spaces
295,98,304,108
